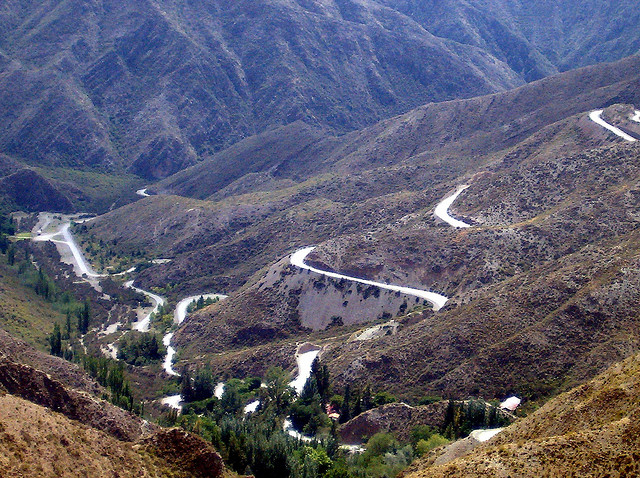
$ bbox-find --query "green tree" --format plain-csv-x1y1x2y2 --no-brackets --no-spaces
63,310,72,340
49,323,62,357
77,299,91,334
361,384,372,412
263,366,295,414
6,245,15,265
339,385,351,423
181,370,195,402
415,435,449,456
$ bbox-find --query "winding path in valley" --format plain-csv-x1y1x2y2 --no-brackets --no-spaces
123,280,166,333
33,218,106,292
163,294,227,377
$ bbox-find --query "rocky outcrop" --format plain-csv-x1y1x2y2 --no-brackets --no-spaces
0,357,154,442
141,428,226,478
0,329,101,395
339,402,449,444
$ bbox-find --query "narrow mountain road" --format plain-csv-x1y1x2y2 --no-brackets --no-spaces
162,332,179,377
290,185,475,311
589,110,637,142
631,110,640,123
283,346,321,441
136,188,150,197
124,280,166,333
174,294,227,324
291,247,449,311
163,294,227,377
33,220,104,278
434,186,471,228
33,213,167,333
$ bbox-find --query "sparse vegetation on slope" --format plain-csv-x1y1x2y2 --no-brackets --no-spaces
402,352,640,477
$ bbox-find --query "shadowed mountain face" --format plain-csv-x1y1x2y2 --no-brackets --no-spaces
1,0,638,181
380,0,640,81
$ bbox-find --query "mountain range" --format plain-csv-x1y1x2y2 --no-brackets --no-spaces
0,0,639,192
2,2,640,476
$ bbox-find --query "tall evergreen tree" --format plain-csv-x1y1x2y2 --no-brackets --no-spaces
64,310,72,339
49,323,62,357
339,385,351,423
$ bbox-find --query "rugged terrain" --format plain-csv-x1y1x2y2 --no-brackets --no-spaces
88,55,640,293
0,338,236,477
3,4,640,475
76,55,640,408
402,351,640,477
1,0,639,198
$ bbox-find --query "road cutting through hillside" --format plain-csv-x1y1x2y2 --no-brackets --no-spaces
589,110,637,142
632,110,640,123
291,247,449,311
290,186,474,311
434,185,472,228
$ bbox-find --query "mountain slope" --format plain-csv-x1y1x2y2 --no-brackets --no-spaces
0,334,236,477
2,1,639,183
88,55,640,296
381,0,640,80
402,352,640,477
161,64,640,402
0,0,523,180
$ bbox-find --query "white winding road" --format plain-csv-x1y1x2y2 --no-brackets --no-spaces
283,346,322,441
174,294,227,324
288,186,476,312
162,332,179,377
34,221,105,279
631,110,640,123
136,188,150,197
289,348,320,395
161,294,228,377
589,110,637,142
434,186,471,228
291,247,448,311
124,280,166,332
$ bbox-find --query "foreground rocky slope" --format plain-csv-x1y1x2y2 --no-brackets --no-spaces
402,352,640,477
0,332,236,477
0,393,234,478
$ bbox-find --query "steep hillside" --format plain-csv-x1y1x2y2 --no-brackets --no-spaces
402,352,640,477
383,0,640,80
0,342,236,477
86,56,640,296
0,392,236,478
2,1,639,184
0,0,523,180
0,260,68,351
170,105,640,401
158,54,640,201
0,168,74,212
